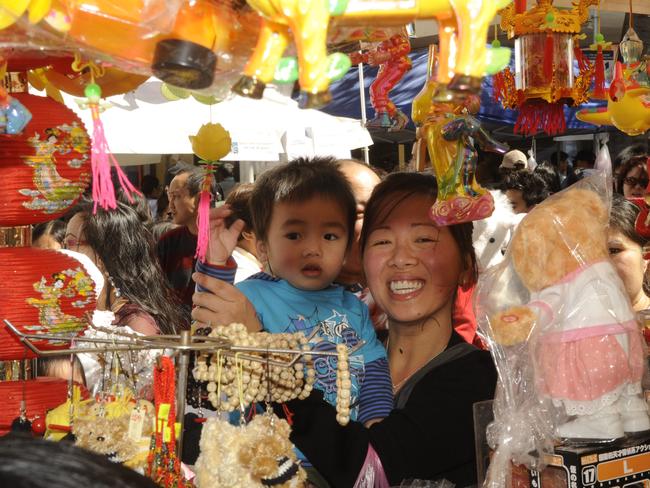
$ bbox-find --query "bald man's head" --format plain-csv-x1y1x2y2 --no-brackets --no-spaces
336,160,381,286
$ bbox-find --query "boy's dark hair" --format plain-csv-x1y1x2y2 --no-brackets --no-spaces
502,171,550,208
250,157,356,247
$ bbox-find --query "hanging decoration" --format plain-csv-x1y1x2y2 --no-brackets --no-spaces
0,247,96,359
189,122,232,262
412,46,505,225
146,356,190,488
0,86,32,133
348,27,412,130
576,13,650,136
493,0,597,136
0,377,76,436
233,0,512,108
71,57,141,211
0,92,90,226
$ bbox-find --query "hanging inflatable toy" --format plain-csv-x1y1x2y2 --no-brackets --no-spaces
0,0,259,91
235,0,513,108
576,25,650,136
493,0,597,136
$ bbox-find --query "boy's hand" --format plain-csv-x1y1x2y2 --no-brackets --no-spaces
207,205,246,265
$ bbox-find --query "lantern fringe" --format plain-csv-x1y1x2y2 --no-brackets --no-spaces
543,33,554,81
90,105,141,213
514,100,566,136
195,163,215,263
573,44,589,72
593,45,606,99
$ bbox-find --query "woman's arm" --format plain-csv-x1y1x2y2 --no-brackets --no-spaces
280,350,497,487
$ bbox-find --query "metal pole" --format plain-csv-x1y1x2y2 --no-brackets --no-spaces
175,329,191,458
358,63,370,165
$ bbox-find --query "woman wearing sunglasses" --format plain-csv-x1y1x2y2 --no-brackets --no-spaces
616,152,649,199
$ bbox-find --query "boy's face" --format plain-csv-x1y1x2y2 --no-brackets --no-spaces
257,195,349,291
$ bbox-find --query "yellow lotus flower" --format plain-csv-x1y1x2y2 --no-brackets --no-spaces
189,123,232,161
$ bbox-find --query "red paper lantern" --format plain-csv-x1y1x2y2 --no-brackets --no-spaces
0,93,91,226
0,378,88,436
0,248,96,360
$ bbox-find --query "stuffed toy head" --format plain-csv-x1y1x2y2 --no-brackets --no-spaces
509,187,609,292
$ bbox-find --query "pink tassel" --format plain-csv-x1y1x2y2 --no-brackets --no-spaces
194,165,214,263
90,104,141,213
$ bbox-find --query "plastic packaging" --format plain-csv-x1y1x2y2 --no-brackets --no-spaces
476,172,650,487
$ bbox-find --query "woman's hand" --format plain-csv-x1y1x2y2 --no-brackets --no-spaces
192,272,262,332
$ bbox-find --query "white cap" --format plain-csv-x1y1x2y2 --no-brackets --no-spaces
500,150,528,169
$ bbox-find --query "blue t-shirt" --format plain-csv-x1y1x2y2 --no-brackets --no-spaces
236,272,391,423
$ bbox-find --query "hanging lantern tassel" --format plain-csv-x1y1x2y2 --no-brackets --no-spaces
514,0,526,14
594,44,606,98
188,122,233,262
195,162,215,263
544,32,555,80
573,43,589,72
83,83,141,212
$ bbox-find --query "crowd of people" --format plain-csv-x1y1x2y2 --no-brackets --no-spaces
20,142,649,487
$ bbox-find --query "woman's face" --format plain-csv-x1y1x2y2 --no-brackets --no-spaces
608,228,648,308
363,194,464,326
64,213,96,264
622,165,648,198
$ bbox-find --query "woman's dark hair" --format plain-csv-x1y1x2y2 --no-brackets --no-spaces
74,200,188,333
250,157,357,247
615,148,648,195
533,161,562,194
32,220,66,246
117,188,153,231
502,171,550,208
0,436,159,487
359,172,478,286
610,193,648,248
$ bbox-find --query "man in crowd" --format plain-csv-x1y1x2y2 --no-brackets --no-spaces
157,163,222,316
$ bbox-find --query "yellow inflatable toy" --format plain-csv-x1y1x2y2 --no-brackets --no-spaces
576,27,650,136
235,0,513,107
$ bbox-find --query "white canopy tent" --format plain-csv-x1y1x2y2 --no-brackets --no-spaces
46,80,373,180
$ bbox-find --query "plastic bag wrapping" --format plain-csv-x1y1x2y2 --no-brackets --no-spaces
0,0,258,95
353,444,390,488
395,479,455,488
76,311,159,400
475,172,650,488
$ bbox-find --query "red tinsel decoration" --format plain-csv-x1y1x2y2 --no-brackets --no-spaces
514,100,566,136
573,44,590,72
492,71,506,103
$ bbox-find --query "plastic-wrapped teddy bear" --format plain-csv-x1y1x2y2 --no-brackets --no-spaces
483,180,650,443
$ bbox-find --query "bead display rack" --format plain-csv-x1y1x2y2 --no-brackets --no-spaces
3,319,357,456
